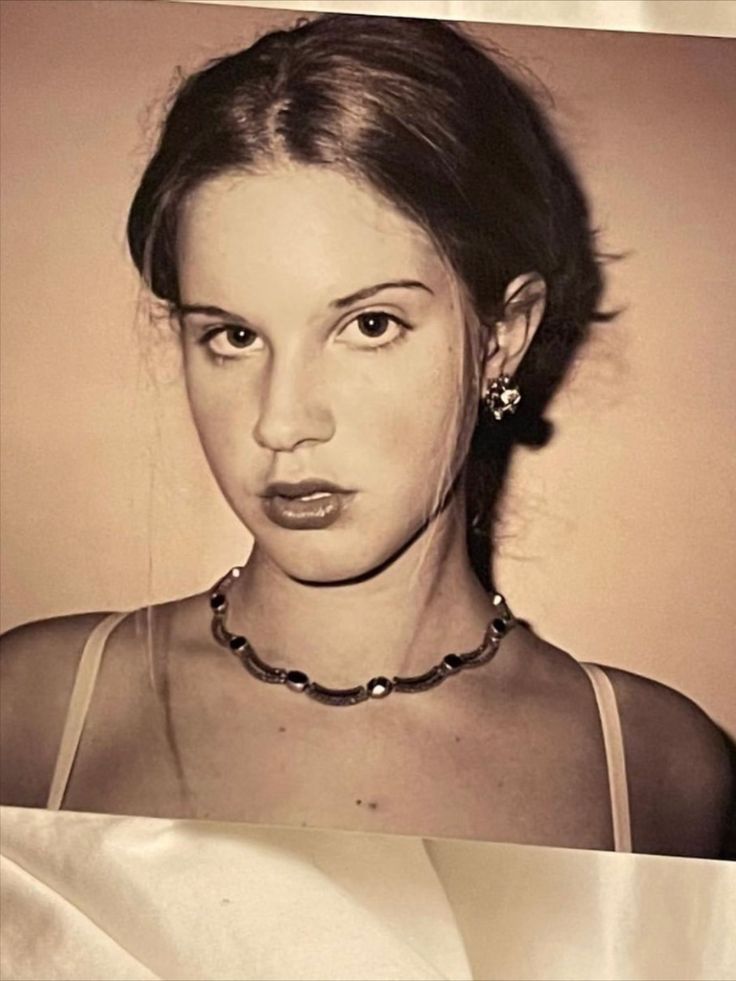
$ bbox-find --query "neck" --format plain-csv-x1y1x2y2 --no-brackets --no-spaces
225,502,495,688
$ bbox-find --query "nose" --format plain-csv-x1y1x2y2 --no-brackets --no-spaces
253,351,335,452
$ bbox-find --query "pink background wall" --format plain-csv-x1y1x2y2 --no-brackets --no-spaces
1,1,734,735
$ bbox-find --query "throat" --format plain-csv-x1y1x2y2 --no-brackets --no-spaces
215,559,498,693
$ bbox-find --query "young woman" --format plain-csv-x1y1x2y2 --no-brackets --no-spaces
1,11,732,861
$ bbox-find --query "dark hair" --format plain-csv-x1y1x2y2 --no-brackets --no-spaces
127,13,613,588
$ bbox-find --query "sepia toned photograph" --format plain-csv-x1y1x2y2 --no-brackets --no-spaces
2,0,735,899
2,2,736,978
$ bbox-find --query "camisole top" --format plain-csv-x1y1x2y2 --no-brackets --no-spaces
44,611,633,852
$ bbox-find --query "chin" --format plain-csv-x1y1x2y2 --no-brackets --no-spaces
264,529,415,586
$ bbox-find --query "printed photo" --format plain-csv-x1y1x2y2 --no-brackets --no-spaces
2,0,734,860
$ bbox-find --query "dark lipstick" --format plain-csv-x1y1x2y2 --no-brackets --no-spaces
261,479,354,530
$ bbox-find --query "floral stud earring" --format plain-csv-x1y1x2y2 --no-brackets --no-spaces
481,374,522,421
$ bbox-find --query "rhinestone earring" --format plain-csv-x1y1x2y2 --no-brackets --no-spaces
481,374,521,421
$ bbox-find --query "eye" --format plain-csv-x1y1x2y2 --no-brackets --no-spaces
338,311,410,350
200,325,262,359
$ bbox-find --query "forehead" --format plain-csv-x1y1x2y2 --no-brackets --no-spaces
176,166,452,310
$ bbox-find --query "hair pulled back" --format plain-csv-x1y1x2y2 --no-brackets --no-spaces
127,13,612,587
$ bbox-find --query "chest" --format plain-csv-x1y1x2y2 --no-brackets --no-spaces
66,649,617,850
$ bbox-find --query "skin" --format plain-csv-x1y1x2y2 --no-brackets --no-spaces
175,165,543,685
0,165,732,857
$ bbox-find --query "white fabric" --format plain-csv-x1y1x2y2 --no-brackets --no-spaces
46,613,130,812
2,805,735,981
578,663,632,853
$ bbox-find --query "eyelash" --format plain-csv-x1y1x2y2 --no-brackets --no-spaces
196,310,412,363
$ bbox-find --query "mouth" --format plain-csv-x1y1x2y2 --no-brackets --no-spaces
261,480,355,530
263,479,352,500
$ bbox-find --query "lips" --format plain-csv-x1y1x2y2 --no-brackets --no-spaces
261,479,354,530
263,479,351,500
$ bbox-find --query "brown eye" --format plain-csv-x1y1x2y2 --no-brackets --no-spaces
356,312,392,337
338,310,410,350
225,327,256,348
201,325,263,359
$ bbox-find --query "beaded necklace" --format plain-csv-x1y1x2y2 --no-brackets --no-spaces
209,566,517,707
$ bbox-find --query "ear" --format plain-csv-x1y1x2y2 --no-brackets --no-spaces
483,273,547,382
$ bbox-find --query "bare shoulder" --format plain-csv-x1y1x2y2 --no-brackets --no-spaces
0,612,113,807
604,666,734,858
0,594,208,810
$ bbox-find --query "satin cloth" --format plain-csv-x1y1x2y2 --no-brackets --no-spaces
2,805,734,981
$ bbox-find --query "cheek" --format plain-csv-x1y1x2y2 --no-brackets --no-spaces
351,347,461,477
184,365,253,466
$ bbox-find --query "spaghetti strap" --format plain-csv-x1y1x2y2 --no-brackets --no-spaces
579,662,633,853
46,611,130,811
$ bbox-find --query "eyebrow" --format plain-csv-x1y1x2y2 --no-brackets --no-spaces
174,280,433,323
174,303,250,323
330,279,433,309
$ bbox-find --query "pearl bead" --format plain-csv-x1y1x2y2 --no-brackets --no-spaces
367,676,393,698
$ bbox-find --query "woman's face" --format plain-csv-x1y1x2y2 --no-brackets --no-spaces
176,166,471,582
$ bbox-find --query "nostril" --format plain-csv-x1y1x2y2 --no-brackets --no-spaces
253,392,334,452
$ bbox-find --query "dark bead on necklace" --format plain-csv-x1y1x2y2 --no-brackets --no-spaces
491,618,507,636
442,653,463,673
285,669,310,692
229,635,247,653
210,593,227,612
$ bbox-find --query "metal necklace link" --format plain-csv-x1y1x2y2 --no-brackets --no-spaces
209,566,517,707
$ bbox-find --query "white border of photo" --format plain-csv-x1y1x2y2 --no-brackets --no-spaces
170,0,736,38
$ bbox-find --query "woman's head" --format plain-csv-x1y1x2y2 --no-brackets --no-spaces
175,165,475,582
127,13,608,585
